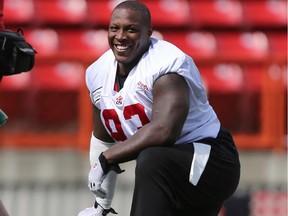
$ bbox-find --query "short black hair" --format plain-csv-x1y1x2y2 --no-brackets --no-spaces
113,1,151,27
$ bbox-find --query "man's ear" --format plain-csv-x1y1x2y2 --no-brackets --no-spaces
148,26,153,36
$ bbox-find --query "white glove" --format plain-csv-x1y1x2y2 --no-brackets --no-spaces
88,152,124,199
88,157,107,199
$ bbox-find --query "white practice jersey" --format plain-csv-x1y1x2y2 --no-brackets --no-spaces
86,38,220,143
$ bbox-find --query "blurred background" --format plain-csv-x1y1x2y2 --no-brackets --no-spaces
0,0,287,215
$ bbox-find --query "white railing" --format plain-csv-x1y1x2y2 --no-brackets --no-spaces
0,182,134,216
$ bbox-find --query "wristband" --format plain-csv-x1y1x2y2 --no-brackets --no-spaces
94,200,118,215
99,153,124,175
90,134,115,152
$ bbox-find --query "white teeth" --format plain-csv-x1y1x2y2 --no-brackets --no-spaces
115,45,129,51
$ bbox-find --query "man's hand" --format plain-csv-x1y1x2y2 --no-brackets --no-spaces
88,157,107,198
88,153,124,198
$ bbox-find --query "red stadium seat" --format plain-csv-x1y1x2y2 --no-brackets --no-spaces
58,29,110,61
25,28,110,62
163,31,271,62
3,0,34,25
164,31,278,62
0,72,32,122
267,33,287,62
143,0,190,27
24,28,60,59
87,0,116,26
32,61,85,91
0,72,31,91
199,63,262,133
215,32,270,62
199,63,244,94
189,0,243,27
87,0,190,28
241,65,262,92
30,61,85,125
34,0,87,25
242,0,287,27
163,31,217,61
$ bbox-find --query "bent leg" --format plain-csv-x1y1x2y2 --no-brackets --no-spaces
130,142,239,216
130,148,172,216
130,146,193,216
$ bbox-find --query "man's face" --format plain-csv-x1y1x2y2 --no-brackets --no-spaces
108,8,152,66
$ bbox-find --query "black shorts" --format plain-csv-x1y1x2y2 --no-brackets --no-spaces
130,126,240,216
196,126,241,202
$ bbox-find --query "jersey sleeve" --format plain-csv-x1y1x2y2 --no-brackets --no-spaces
147,38,188,77
85,50,112,109
85,63,99,108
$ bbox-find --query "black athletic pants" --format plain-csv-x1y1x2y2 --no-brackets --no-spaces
130,127,240,216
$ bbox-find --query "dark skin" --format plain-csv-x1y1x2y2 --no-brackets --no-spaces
108,7,152,76
93,7,190,164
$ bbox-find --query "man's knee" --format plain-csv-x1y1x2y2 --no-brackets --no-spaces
135,147,163,177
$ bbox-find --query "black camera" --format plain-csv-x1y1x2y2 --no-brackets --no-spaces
0,28,36,78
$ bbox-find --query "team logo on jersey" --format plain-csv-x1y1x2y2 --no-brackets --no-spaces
115,95,123,105
137,81,149,91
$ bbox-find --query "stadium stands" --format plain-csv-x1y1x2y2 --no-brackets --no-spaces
251,190,288,216
2,0,34,26
189,0,243,27
34,0,87,26
242,0,287,27
25,28,60,59
0,0,286,150
0,1,286,216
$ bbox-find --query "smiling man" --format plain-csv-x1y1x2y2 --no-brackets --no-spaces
78,1,240,216
108,2,152,71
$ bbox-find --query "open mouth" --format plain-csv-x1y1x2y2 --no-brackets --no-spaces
114,44,131,53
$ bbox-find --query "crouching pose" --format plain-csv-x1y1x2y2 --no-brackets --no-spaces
78,1,240,216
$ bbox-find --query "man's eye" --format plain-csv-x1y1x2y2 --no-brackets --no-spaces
109,26,118,31
128,28,137,33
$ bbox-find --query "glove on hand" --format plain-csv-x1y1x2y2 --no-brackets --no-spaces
88,153,124,198
88,154,106,198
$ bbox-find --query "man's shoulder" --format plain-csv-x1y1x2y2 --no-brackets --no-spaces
150,38,183,55
87,50,113,73
92,49,114,67
144,38,187,71
148,38,186,62
85,50,114,84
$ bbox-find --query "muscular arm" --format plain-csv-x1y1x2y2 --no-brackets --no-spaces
92,105,115,143
103,73,190,164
